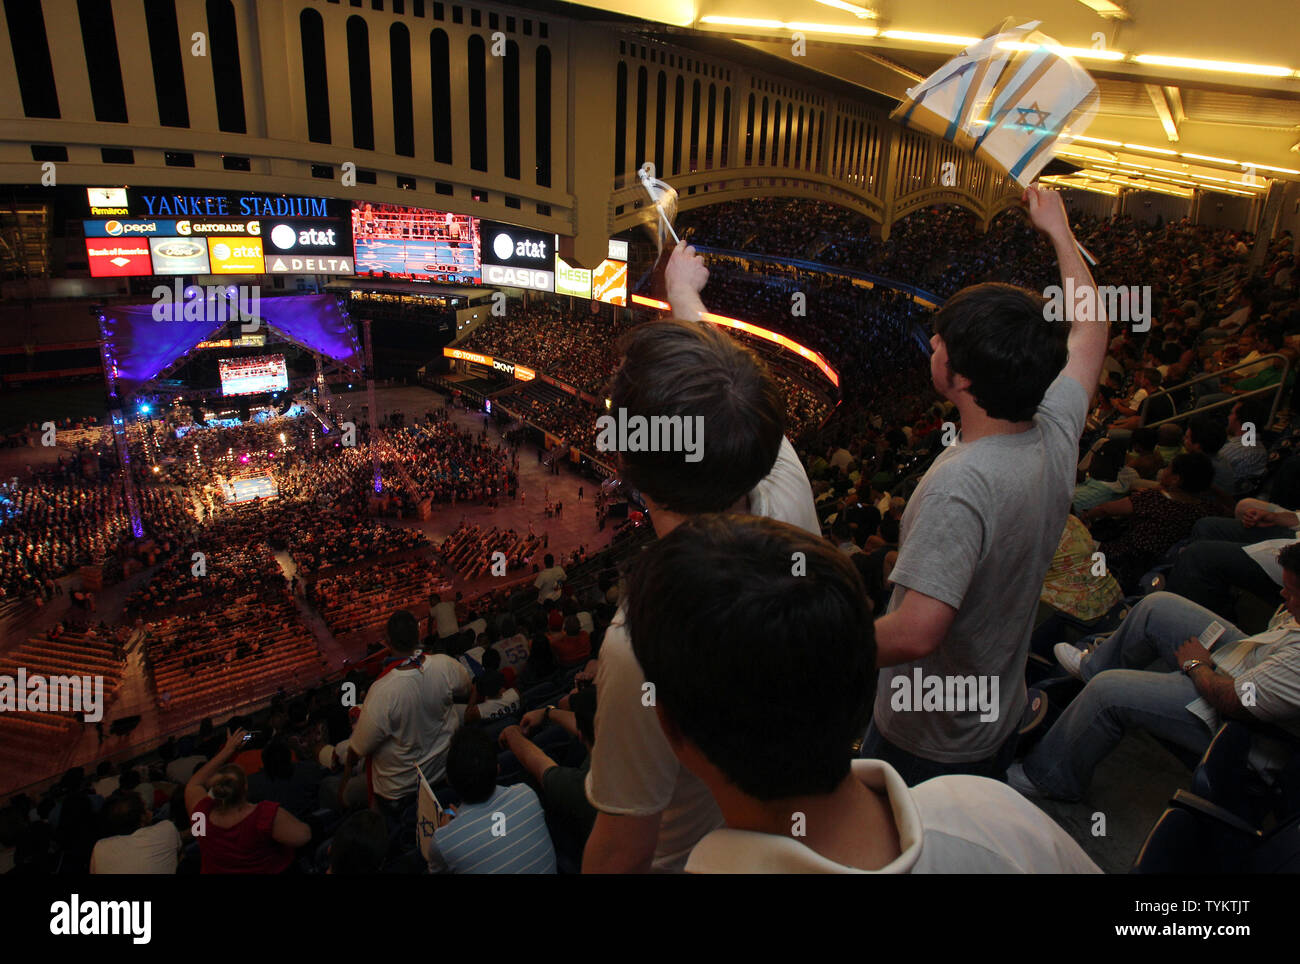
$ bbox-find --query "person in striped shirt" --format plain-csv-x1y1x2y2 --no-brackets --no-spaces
428,728,556,874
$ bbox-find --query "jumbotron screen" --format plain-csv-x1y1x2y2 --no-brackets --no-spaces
218,355,289,396
352,202,481,284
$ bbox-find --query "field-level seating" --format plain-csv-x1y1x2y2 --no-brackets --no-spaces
0,631,125,777
146,598,326,716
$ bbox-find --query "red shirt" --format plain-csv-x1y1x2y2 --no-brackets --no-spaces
192,797,295,874
550,630,591,667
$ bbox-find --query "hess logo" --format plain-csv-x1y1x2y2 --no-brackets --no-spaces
270,224,338,250
491,232,547,262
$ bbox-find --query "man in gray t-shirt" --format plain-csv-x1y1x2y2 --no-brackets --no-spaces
873,372,1088,765
864,186,1107,785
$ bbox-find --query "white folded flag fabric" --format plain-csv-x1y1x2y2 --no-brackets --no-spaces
416,767,443,862
636,162,680,252
891,19,1099,187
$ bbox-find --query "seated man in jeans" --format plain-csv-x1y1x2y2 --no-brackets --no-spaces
1166,499,1300,622
1008,542,1300,801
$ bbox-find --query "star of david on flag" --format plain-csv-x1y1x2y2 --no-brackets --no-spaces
890,19,1100,187
416,767,444,862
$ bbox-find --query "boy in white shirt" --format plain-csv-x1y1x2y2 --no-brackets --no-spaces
625,513,1100,874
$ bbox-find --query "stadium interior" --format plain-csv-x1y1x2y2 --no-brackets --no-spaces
1,0,1299,889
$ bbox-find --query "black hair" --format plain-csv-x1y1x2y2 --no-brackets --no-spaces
569,686,598,746
480,647,501,672
386,609,421,654
544,554,555,568
1088,438,1128,483
1168,452,1214,494
527,631,554,670
329,810,389,874
1186,414,1228,454
446,727,498,804
879,517,900,544
477,670,505,701
261,740,294,781
932,282,1068,422
1235,395,1271,431
608,319,785,513
118,769,141,792
625,514,877,801
1279,542,1300,578
1131,427,1158,452
102,793,145,838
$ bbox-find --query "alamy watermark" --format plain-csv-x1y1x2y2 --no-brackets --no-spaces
50,895,151,944
1043,278,1150,332
0,668,104,722
152,280,260,332
595,409,704,463
888,670,1000,723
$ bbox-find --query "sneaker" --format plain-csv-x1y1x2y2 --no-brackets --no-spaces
1054,642,1088,680
1005,762,1044,798
1017,688,1049,736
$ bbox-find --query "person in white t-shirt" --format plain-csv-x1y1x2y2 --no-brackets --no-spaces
584,244,820,874
534,555,566,603
490,614,530,673
343,610,472,814
463,670,521,724
428,592,458,641
90,792,181,874
625,513,1099,874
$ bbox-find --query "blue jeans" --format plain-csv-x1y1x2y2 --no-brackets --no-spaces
1188,516,1293,544
1022,592,1244,800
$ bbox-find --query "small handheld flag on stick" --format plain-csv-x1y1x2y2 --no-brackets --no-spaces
636,162,681,252
891,19,1101,264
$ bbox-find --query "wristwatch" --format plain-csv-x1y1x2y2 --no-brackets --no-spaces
543,704,556,723
1181,658,1207,675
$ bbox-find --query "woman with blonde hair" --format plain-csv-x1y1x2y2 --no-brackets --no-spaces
185,728,312,874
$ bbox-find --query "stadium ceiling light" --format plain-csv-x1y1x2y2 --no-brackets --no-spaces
880,30,980,47
1132,54,1294,77
699,16,879,37
1122,143,1178,155
1074,135,1123,147
1242,161,1300,175
1075,0,1130,19
1180,152,1236,165
997,41,1125,61
812,0,878,18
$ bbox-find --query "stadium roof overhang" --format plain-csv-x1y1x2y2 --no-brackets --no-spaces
560,0,1300,195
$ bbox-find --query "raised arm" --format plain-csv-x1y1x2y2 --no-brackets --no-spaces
183,728,247,815
1025,185,1108,401
664,243,709,322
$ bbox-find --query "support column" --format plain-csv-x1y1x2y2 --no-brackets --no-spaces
363,318,381,494
97,315,143,539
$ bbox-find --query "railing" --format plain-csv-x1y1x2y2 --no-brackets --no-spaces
1139,353,1291,429
691,245,944,308
1194,264,1244,305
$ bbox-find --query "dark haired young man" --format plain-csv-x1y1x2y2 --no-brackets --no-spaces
342,609,471,817
429,727,555,874
1183,413,1233,506
627,514,1098,873
584,243,820,873
1219,396,1270,494
865,186,1108,785
1009,542,1300,801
